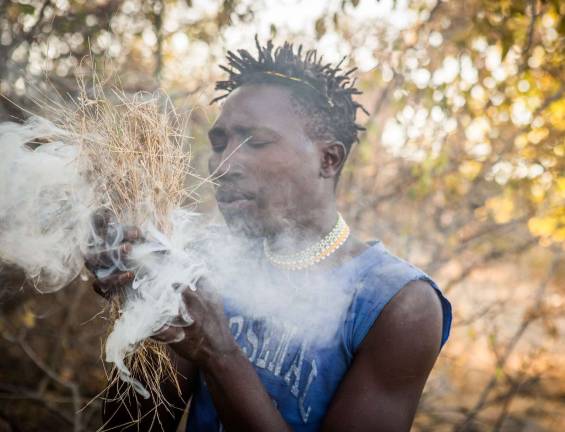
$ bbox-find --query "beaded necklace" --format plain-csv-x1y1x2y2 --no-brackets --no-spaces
263,213,350,271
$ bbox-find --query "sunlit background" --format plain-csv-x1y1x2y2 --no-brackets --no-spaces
1,0,564,431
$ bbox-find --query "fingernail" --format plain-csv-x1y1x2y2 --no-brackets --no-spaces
119,272,133,283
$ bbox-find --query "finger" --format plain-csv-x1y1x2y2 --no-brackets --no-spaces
180,285,221,312
92,271,134,299
181,287,196,305
85,242,134,272
90,208,116,238
122,226,143,243
180,287,204,314
90,209,141,244
194,277,221,303
100,223,144,253
195,276,210,290
104,271,134,287
84,250,115,271
92,274,131,299
152,326,185,343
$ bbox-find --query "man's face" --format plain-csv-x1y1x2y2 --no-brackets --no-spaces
208,84,326,238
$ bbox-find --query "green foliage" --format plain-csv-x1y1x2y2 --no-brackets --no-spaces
0,2,564,431
18,4,35,14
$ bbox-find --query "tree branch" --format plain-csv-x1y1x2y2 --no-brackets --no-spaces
17,336,83,432
454,251,561,431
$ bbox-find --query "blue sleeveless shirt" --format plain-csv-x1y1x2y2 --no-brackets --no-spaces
186,241,452,431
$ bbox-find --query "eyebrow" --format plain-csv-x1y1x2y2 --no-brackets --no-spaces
208,125,281,138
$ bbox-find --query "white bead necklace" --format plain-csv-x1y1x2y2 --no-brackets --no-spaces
263,213,350,271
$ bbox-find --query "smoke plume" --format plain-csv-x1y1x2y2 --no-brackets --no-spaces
0,114,354,399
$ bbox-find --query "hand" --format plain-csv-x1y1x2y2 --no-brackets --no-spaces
154,278,239,368
84,208,141,299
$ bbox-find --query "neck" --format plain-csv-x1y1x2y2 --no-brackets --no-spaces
266,204,339,255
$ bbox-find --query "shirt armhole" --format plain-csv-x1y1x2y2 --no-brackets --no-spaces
350,274,452,354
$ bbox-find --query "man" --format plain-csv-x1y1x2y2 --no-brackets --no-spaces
91,39,452,431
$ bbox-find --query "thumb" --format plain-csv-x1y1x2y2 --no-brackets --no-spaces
152,325,185,344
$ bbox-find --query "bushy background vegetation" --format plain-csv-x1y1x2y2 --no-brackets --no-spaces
0,0,563,430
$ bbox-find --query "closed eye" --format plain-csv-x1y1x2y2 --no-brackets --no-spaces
209,129,228,153
247,140,272,148
244,134,273,148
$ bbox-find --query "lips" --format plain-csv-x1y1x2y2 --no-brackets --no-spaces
216,188,255,209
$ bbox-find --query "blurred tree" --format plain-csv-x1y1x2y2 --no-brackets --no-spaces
0,0,257,119
0,0,563,431
332,0,565,430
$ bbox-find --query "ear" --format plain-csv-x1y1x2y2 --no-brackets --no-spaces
319,141,347,178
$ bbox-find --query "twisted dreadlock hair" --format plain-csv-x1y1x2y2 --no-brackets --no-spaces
212,37,368,155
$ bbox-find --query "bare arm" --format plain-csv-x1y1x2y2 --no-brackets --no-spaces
320,279,445,431
85,210,289,430
199,350,292,432
84,208,443,432
171,279,443,432
169,283,292,432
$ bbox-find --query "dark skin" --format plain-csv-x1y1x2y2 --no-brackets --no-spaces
90,83,444,431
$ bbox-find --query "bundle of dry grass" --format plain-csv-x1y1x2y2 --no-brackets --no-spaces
0,61,209,427
57,78,194,228
46,76,202,425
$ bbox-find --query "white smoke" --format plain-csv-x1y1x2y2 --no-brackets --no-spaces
103,211,206,398
0,116,355,399
0,116,208,397
0,117,94,291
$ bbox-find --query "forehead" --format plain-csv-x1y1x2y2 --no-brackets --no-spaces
213,84,304,134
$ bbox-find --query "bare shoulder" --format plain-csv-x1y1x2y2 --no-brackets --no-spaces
320,280,446,431
376,279,444,334
358,279,444,384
